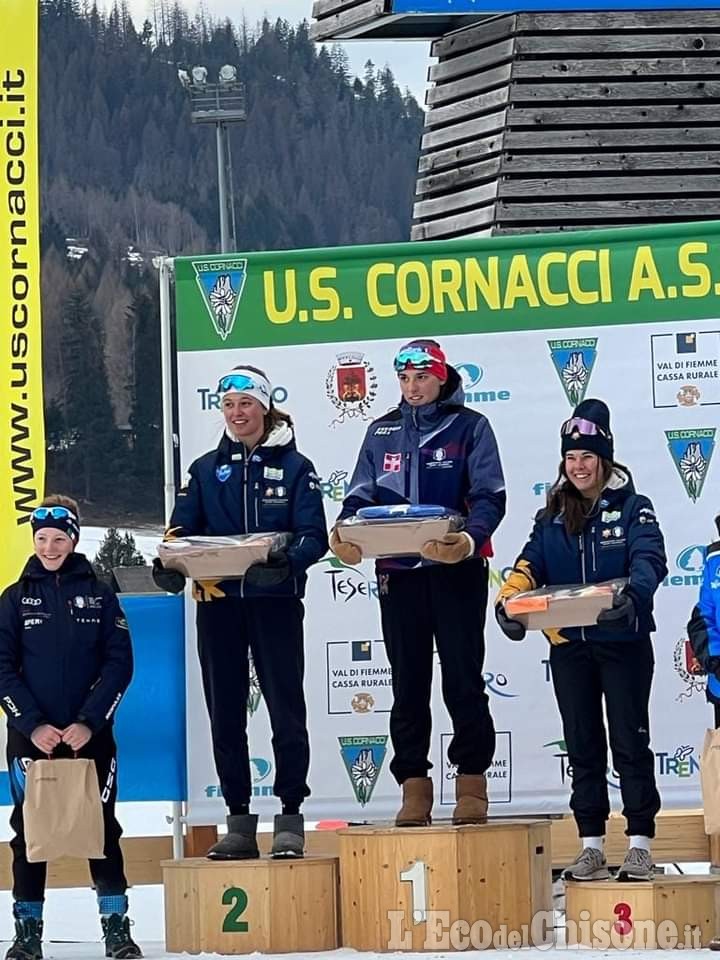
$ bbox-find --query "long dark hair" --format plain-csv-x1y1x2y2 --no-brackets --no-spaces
542,457,615,535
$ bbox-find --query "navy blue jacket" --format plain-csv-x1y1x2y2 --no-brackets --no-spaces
337,366,506,570
0,553,133,738
510,468,667,643
169,423,328,598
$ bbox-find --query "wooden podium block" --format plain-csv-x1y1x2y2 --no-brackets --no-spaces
566,876,720,949
338,820,552,952
162,856,339,955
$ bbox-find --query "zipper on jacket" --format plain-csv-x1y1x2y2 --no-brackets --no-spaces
404,453,411,500
254,482,260,529
579,534,587,642
590,526,597,575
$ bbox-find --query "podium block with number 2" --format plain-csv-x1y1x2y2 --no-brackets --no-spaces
338,821,552,952
162,856,339,954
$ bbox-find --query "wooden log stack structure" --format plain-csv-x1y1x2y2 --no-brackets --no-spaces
414,10,720,239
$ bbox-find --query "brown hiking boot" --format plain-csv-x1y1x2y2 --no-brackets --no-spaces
452,774,488,824
395,777,433,826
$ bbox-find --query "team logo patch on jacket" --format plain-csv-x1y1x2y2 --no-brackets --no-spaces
326,351,377,427
383,452,402,473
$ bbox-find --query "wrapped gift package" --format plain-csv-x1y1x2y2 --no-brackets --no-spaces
336,505,462,559
157,533,290,579
504,578,628,631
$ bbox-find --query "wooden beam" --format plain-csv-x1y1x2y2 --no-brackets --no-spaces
417,156,502,195
508,104,720,126
431,14,516,59
411,204,495,239
505,128,720,150
418,135,503,175
511,80,720,102
519,10,720,31
413,180,498,218
516,35,720,56
421,109,506,151
501,151,720,174
426,62,511,106
428,38,514,83
425,87,509,128
496,198,720,222
513,58,720,80
308,0,387,40
500,174,720,198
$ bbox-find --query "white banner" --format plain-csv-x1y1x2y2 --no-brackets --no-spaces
179,321,717,824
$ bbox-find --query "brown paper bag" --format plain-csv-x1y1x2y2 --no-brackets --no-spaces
701,728,720,835
23,758,105,863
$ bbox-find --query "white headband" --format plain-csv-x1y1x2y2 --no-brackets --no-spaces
217,368,273,411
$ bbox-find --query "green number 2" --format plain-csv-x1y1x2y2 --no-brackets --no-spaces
221,887,249,933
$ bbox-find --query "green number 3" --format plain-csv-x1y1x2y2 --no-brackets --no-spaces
222,887,249,933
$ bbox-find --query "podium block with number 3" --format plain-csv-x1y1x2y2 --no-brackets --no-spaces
162,856,339,954
338,821,552,952
566,876,720,949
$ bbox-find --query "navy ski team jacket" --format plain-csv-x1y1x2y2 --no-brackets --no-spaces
337,366,506,569
509,468,667,643
169,423,328,598
0,553,133,738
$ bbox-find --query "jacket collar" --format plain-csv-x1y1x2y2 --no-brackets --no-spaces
218,422,296,462
21,552,96,581
398,365,465,429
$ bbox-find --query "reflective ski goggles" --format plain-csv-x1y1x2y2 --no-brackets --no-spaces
393,347,435,372
561,417,610,439
217,373,258,394
31,506,77,523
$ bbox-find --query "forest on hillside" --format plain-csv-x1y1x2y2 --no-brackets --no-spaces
39,0,425,520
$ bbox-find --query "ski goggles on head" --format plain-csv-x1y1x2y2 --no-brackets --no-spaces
31,506,77,523
217,373,258,394
393,344,448,381
30,505,80,541
561,417,610,439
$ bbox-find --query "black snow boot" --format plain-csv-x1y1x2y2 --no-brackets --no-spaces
101,914,143,959
271,814,305,858
5,919,43,960
207,814,260,860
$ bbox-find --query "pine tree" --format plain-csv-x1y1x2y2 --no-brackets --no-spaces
93,527,145,582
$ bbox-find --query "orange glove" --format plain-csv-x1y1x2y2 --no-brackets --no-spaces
420,532,474,564
329,527,362,566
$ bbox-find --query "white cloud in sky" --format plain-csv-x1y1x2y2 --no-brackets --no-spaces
122,0,431,102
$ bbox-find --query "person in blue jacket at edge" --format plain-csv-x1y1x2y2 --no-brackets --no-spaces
688,515,720,951
0,495,141,960
495,400,667,883
330,339,506,827
152,365,328,860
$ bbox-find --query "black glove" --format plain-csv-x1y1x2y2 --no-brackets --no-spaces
244,550,291,588
596,590,636,631
152,557,187,594
495,603,526,642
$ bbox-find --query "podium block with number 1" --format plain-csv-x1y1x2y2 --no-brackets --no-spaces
338,821,552,952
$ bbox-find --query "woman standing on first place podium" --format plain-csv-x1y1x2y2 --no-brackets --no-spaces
330,339,506,827
153,366,328,860
495,400,667,882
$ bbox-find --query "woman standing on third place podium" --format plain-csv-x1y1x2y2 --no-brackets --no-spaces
153,366,327,860
495,400,666,882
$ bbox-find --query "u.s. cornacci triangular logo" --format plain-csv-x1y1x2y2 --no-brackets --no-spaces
666,428,716,502
339,735,387,806
548,338,598,406
193,258,248,341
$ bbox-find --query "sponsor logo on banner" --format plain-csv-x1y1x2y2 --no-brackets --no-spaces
205,757,273,799
247,654,262,716
321,557,379,602
651,331,720,408
193,259,248,341
321,469,350,502
326,640,392,714
533,482,552,497
673,637,706,701
440,732,512,804
339,735,388,806
198,383,288,409
663,544,707,588
544,738,699,787
484,670,517,698
666,428,716,502
454,362,512,404
548,338,598,406
326,351,377,426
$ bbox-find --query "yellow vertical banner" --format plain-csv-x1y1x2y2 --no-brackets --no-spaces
0,0,43,588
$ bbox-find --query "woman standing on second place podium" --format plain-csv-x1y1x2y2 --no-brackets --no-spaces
153,365,327,860
495,399,667,882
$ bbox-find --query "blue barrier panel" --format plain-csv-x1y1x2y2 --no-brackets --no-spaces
0,593,186,805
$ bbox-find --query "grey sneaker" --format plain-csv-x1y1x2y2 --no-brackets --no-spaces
617,847,654,881
562,846,610,881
